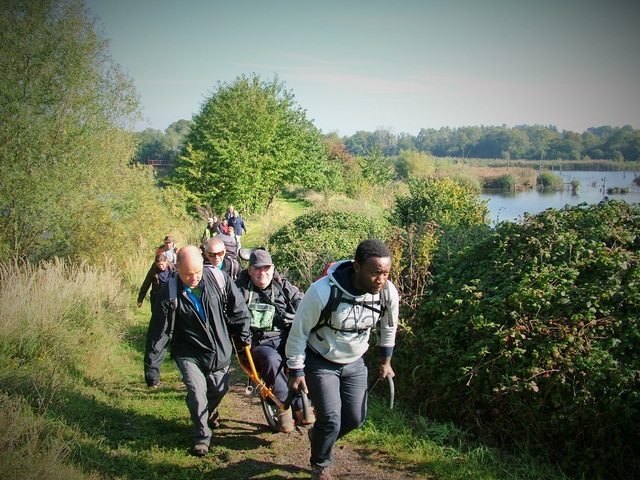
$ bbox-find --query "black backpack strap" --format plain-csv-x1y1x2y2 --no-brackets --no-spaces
167,273,179,341
310,282,342,341
310,281,389,340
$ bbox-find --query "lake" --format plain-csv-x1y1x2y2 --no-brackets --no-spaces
481,170,640,224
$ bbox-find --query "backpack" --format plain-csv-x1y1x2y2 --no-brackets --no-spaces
309,263,391,341
216,233,241,278
167,266,226,342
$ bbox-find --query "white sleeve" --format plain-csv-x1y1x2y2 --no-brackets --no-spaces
377,281,399,348
285,282,327,371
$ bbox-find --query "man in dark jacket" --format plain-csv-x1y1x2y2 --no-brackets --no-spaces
144,245,252,457
235,248,310,433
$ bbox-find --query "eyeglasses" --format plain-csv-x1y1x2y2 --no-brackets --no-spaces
205,250,225,258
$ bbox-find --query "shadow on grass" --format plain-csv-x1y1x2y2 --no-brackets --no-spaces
52,379,304,480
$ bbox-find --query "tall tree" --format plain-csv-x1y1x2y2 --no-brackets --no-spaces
0,0,146,262
172,74,328,213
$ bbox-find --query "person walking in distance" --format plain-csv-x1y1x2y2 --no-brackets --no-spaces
144,246,252,457
286,239,399,480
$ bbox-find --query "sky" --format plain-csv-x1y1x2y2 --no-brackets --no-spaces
85,0,640,136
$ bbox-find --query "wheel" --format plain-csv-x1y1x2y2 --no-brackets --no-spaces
260,396,279,432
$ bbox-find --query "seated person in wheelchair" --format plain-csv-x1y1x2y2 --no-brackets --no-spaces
235,248,312,432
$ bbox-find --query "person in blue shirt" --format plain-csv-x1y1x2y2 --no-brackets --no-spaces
144,245,252,457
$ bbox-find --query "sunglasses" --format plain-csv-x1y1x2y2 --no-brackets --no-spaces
205,250,225,258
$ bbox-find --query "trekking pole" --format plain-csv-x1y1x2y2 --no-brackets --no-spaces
369,375,395,410
284,387,312,422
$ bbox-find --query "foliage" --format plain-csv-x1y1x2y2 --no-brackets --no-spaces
0,0,190,268
267,210,390,290
484,174,517,190
400,200,640,479
351,397,569,480
395,149,436,180
340,124,640,162
133,120,192,165
394,177,489,230
358,146,395,186
0,393,101,480
536,171,564,190
171,74,329,214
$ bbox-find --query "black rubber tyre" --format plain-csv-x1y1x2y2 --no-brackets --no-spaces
260,397,279,432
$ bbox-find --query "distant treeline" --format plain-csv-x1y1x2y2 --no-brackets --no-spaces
136,123,640,165
341,124,640,161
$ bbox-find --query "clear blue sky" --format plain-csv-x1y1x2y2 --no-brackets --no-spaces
86,0,640,136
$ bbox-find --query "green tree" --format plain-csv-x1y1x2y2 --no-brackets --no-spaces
172,74,328,213
0,0,148,262
133,128,170,163
358,146,395,186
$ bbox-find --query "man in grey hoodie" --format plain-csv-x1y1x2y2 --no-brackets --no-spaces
286,239,399,480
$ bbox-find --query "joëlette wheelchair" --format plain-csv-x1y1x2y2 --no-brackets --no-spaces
232,340,312,432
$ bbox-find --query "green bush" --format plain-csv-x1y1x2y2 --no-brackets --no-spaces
394,177,489,230
267,210,390,290
400,200,640,479
536,171,564,190
484,174,516,190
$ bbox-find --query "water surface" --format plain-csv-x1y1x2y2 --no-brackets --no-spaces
481,171,640,224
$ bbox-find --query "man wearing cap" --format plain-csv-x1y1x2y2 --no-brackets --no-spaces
157,235,177,266
235,248,309,432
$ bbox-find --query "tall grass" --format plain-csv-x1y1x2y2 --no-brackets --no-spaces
0,259,129,390
0,259,132,478
0,393,101,480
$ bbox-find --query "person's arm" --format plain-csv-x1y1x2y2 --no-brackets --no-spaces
377,282,400,379
285,283,326,392
225,279,252,346
137,265,155,307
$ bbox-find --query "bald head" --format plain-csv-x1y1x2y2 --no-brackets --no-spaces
176,245,203,288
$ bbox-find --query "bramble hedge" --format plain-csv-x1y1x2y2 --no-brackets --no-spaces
398,200,639,478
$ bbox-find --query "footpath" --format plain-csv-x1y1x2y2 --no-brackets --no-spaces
198,366,416,479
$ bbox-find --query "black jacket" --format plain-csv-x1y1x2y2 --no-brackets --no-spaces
235,269,303,343
137,263,175,307
144,268,251,385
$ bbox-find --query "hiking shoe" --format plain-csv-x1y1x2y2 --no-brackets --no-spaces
275,408,294,433
294,408,316,427
192,443,208,457
208,409,220,429
311,464,332,480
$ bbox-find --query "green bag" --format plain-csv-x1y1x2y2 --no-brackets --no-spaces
248,302,276,330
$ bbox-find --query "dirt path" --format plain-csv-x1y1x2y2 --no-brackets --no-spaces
213,368,418,479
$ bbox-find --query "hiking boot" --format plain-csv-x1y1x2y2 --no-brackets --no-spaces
208,409,220,429
275,408,294,433
294,407,316,427
192,443,208,457
311,464,332,480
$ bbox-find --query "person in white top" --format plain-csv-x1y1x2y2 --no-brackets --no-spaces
286,239,399,480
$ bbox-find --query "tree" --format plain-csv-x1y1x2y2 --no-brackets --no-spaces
358,146,395,186
172,74,328,213
0,0,186,269
0,0,147,262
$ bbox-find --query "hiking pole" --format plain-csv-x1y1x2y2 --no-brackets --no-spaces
369,375,395,410
284,387,312,423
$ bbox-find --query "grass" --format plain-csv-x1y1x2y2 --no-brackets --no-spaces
0,196,573,480
349,397,568,480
